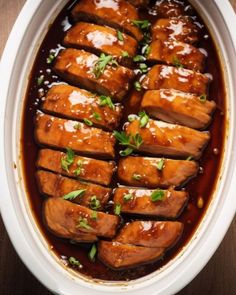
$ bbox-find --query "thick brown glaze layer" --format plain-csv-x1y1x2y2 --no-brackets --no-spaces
21,0,226,281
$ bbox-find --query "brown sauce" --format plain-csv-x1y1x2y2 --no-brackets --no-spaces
21,0,226,281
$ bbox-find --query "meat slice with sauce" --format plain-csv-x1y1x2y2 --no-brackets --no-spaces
36,170,111,209
44,198,120,241
150,0,193,18
118,156,198,188
126,0,150,7
41,84,122,131
35,113,115,159
113,187,188,218
37,149,115,186
152,17,201,44
141,89,216,129
147,40,206,72
115,221,183,248
124,119,210,159
142,65,210,95
98,241,164,269
71,0,143,41
63,22,138,67
53,49,134,101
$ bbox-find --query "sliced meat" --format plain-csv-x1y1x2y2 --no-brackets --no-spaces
141,89,216,129
113,187,188,218
125,119,210,159
141,65,210,95
44,198,120,241
98,241,164,269
147,40,206,72
35,113,115,159
36,170,111,209
117,156,198,188
115,221,183,248
152,17,201,44
127,0,150,7
150,0,191,18
63,22,138,67
41,84,122,131
71,0,143,41
53,48,134,101
37,149,115,186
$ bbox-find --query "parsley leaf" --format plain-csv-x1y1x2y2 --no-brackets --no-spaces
113,131,143,156
63,189,86,200
173,56,183,68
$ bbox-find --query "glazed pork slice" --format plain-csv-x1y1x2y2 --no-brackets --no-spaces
147,40,206,72
141,89,216,129
114,221,183,248
36,170,111,209
141,65,210,96
44,198,120,241
63,22,138,67
126,0,150,7
98,241,164,269
118,156,198,188
125,119,210,159
152,17,201,44
71,0,143,41
41,84,122,131
37,149,115,186
150,0,189,18
53,49,134,101
35,113,115,159
113,187,188,218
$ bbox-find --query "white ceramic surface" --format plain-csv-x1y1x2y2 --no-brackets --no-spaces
0,1,236,294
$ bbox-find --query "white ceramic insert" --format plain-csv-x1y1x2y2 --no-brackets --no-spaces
0,1,236,294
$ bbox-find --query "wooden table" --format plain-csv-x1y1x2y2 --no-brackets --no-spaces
0,1,235,294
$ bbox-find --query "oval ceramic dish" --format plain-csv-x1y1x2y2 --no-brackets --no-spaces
0,1,236,294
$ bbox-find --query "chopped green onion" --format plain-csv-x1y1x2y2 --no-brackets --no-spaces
93,112,101,121
99,95,115,110
119,147,133,156
90,196,101,210
132,20,151,30
61,148,75,172
88,244,97,262
117,30,124,41
91,210,98,220
156,158,165,171
173,56,183,68
186,156,193,161
150,189,165,202
46,52,56,64
199,94,207,103
114,203,121,215
133,55,145,62
63,189,86,200
138,111,149,127
123,193,133,202
132,174,141,180
134,81,142,91
122,51,129,58
74,159,83,176
68,257,81,267
139,63,148,73
84,118,93,126
37,75,44,86
77,217,92,230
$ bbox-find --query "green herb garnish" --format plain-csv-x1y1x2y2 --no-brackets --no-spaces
46,52,56,64
63,189,86,200
93,53,118,78
88,244,97,262
132,19,151,30
74,159,83,176
114,203,121,215
123,193,133,202
91,210,98,220
134,81,142,91
61,148,75,172
132,174,141,180
150,189,165,202
73,123,81,130
128,114,137,122
143,44,151,56
119,147,134,156
133,55,145,62
84,118,93,126
37,75,44,86
93,112,101,121
139,63,148,73
186,156,193,161
113,131,143,155
99,95,115,110
173,56,183,68
199,94,207,103
138,111,149,127
77,217,92,230
156,158,165,171
122,51,129,58
68,257,81,267
117,30,124,41
90,196,101,210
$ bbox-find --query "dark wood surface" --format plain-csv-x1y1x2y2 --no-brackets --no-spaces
0,1,235,294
